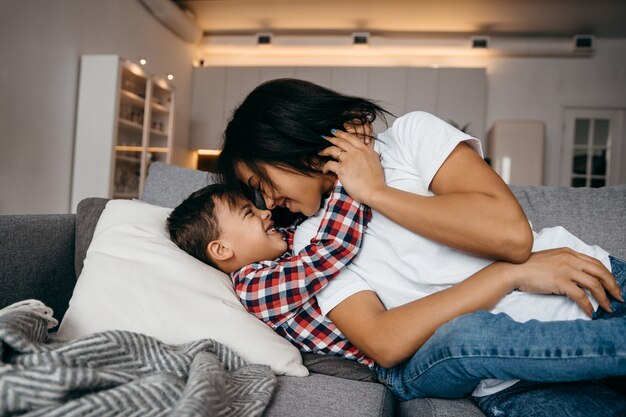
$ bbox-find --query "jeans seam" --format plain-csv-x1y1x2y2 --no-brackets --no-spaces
402,351,626,387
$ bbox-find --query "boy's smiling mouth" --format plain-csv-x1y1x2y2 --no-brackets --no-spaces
265,222,278,235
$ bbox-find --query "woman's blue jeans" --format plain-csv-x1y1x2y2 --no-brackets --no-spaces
375,256,626,415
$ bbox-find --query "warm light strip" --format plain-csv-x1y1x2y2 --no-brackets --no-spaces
195,35,590,64
197,149,222,156
115,146,144,152
199,45,487,58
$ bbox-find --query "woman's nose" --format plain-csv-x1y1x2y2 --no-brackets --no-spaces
260,209,271,220
263,195,276,210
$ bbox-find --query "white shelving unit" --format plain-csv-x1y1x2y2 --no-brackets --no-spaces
71,55,175,211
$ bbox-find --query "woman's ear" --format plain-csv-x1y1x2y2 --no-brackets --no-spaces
207,240,234,262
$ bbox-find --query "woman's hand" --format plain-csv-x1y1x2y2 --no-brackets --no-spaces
343,120,375,147
511,248,624,316
319,129,387,206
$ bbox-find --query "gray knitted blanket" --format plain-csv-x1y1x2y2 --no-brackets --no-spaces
0,309,277,417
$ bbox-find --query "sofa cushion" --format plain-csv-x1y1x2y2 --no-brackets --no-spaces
511,184,626,260
264,374,395,417
58,199,308,377
141,162,218,208
302,353,378,382
398,397,485,417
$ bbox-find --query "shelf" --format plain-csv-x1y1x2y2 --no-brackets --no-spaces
113,192,139,199
115,145,144,152
151,102,170,114
147,147,169,153
120,89,145,106
118,118,144,131
72,56,174,209
150,129,168,136
116,155,141,164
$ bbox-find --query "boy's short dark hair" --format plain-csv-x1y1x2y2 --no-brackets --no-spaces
167,183,240,268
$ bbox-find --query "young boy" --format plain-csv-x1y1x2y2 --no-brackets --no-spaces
167,180,373,363
167,181,626,403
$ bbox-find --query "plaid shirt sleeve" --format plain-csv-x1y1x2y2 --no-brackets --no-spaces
277,224,296,249
230,180,370,325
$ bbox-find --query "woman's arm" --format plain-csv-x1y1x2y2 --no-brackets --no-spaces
322,131,533,263
328,248,621,368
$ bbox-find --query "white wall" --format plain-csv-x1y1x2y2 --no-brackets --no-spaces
2,0,624,216
190,66,487,149
407,41,626,186
483,40,626,186
0,0,196,214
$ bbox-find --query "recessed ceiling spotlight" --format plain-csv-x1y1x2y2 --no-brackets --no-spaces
256,32,273,45
352,32,370,45
139,57,147,65
573,34,594,50
167,74,174,81
470,36,490,49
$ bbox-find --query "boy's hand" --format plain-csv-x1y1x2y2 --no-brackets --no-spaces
512,248,623,317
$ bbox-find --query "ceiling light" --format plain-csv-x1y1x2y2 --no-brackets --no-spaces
470,36,490,49
352,32,370,45
167,74,174,80
139,57,147,65
573,35,594,50
256,32,273,45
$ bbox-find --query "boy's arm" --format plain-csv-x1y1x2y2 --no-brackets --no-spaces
277,224,296,249
231,181,370,324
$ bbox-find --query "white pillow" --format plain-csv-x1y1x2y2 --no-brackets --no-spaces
57,199,308,377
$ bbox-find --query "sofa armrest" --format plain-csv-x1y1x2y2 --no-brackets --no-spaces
75,198,109,278
0,214,76,323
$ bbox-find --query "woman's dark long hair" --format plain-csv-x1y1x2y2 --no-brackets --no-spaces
217,78,390,196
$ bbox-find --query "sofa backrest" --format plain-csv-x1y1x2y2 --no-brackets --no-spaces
75,166,626,279
141,162,218,209
511,184,626,260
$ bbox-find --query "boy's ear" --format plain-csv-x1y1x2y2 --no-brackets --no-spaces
207,239,234,262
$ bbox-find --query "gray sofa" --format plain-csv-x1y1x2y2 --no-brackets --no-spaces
2,162,625,417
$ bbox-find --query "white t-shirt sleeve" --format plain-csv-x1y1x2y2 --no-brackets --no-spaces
389,111,484,191
315,269,374,316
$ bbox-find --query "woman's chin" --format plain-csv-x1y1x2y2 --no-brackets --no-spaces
301,208,317,217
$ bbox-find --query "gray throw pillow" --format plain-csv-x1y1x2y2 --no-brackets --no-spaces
141,162,218,208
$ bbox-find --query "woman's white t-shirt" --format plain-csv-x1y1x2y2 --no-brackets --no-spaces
292,111,611,396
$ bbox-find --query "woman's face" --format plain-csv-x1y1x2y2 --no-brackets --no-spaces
236,163,336,217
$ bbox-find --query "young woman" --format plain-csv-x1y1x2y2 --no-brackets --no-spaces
217,78,626,416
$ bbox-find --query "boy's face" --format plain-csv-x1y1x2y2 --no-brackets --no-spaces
213,196,288,270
